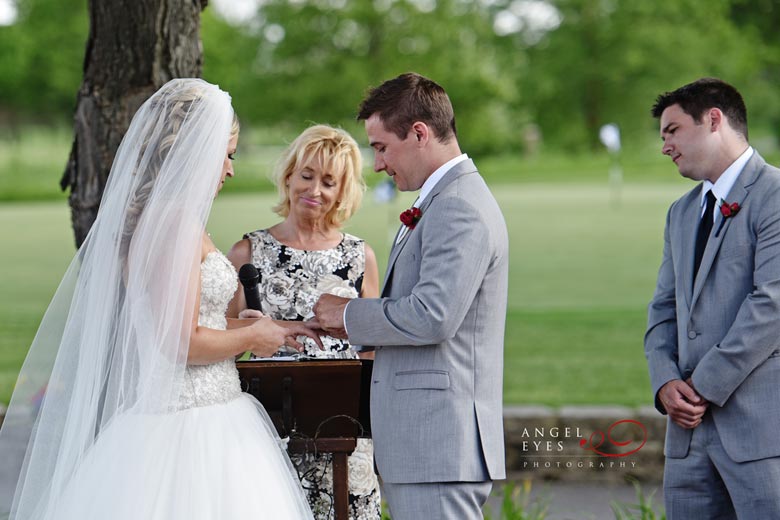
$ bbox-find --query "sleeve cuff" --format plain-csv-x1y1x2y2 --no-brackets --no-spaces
343,300,350,336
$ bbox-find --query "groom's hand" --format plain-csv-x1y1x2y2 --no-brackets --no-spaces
313,294,350,339
659,379,709,429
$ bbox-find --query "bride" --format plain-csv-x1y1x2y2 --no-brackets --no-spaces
0,79,315,519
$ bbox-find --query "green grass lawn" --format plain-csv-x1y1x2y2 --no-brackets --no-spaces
0,180,692,408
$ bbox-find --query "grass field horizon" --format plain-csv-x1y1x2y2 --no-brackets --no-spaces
0,180,693,408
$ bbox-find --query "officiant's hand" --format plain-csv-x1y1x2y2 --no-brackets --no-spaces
313,294,350,339
658,379,708,429
238,309,265,319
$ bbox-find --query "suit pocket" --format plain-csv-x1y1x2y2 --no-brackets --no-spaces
393,370,450,390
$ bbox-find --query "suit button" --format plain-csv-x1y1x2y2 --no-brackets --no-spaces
688,330,697,339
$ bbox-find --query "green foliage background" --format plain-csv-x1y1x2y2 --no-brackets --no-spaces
1,0,779,155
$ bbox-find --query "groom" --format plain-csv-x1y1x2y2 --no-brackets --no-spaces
645,78,780,518
313,72,508,519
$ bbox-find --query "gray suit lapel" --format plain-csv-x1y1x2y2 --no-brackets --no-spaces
380,159,478,295
690,152,765,308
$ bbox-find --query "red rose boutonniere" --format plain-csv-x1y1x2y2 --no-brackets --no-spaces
399,207,422,229
715,199,741,237
719,199,740,218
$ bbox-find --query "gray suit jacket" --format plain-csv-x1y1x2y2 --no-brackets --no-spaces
646,151,780,462
346,159,508,483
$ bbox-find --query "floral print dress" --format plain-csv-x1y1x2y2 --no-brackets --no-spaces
245,229,381,520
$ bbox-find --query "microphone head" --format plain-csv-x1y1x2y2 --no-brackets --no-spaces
238,263,260,285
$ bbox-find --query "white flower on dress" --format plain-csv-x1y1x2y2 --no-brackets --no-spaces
348,438,379,497
263,272,295,307
301,252,337,279
294,286,319,318
317,274,358,299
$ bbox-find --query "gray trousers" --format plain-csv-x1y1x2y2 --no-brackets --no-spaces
381,481,493,520
664,413,780,519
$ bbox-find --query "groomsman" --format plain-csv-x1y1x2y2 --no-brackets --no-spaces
645,77,780,519
314,72,508,520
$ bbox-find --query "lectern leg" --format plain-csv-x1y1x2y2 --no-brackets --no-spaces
332,452,349,520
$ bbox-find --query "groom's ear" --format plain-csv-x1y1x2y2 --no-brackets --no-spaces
411,121,429,145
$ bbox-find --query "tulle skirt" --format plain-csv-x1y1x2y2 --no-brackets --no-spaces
36,393,313,519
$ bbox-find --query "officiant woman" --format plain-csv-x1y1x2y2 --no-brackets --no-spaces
226,124,381,518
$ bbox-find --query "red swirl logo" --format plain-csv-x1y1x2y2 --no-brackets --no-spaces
579,419,647,458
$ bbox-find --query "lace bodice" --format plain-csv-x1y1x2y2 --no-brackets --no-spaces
179,251,242,410
245,229,365,359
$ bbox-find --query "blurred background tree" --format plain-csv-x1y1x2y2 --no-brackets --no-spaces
0,0,778,183
0,0,86,129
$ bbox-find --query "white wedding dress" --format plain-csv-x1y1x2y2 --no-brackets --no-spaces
42,251,312,519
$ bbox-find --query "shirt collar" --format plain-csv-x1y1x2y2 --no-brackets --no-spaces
415,153,469,208
701,146,753,209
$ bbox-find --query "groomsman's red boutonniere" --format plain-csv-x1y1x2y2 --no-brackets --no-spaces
400,207,422,230
715,199,741,236
719,199,740,218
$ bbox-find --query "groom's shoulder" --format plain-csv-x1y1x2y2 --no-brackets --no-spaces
443,165,491,196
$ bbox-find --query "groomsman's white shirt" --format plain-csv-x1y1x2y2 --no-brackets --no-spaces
700,146,753,218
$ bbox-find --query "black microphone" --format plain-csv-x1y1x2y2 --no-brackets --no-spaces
238,264,263,311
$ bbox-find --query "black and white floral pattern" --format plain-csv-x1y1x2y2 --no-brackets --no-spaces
245,229,381,519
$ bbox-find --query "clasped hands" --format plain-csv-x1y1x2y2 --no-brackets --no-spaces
238,293,351,355
658,378,709,429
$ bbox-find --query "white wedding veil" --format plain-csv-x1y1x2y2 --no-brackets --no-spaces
0,79,233,519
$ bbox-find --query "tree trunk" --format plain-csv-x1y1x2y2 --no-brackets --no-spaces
61,0,208,247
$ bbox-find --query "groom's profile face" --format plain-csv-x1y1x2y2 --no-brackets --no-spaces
365,113,424,192
660,103,717,182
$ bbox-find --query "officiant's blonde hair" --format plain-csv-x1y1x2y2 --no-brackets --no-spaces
272,124,365,229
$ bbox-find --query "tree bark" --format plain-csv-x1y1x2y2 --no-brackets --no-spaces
61,0,208,247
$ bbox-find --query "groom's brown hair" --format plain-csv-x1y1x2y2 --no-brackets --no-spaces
357,72,457,144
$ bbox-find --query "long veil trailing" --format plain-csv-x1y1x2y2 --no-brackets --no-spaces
0,79,233,518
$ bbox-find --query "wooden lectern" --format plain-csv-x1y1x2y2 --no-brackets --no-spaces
236,359,372,519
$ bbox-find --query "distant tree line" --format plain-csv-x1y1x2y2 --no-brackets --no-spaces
1,0,779,156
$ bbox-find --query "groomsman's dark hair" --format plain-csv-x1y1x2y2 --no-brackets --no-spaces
357,72,457,143
651,77,749,140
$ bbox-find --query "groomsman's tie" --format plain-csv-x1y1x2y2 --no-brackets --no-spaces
693,190,717,285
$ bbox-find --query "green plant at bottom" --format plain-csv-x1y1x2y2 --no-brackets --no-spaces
610,479,665,520
484,479,550,520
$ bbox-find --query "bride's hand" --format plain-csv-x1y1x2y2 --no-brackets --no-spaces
246,317,323,357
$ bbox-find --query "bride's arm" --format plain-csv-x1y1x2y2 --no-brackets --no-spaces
187,243,319,365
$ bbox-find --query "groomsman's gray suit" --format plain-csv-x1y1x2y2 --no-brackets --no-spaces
646,151,780,518
346,159,508,517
